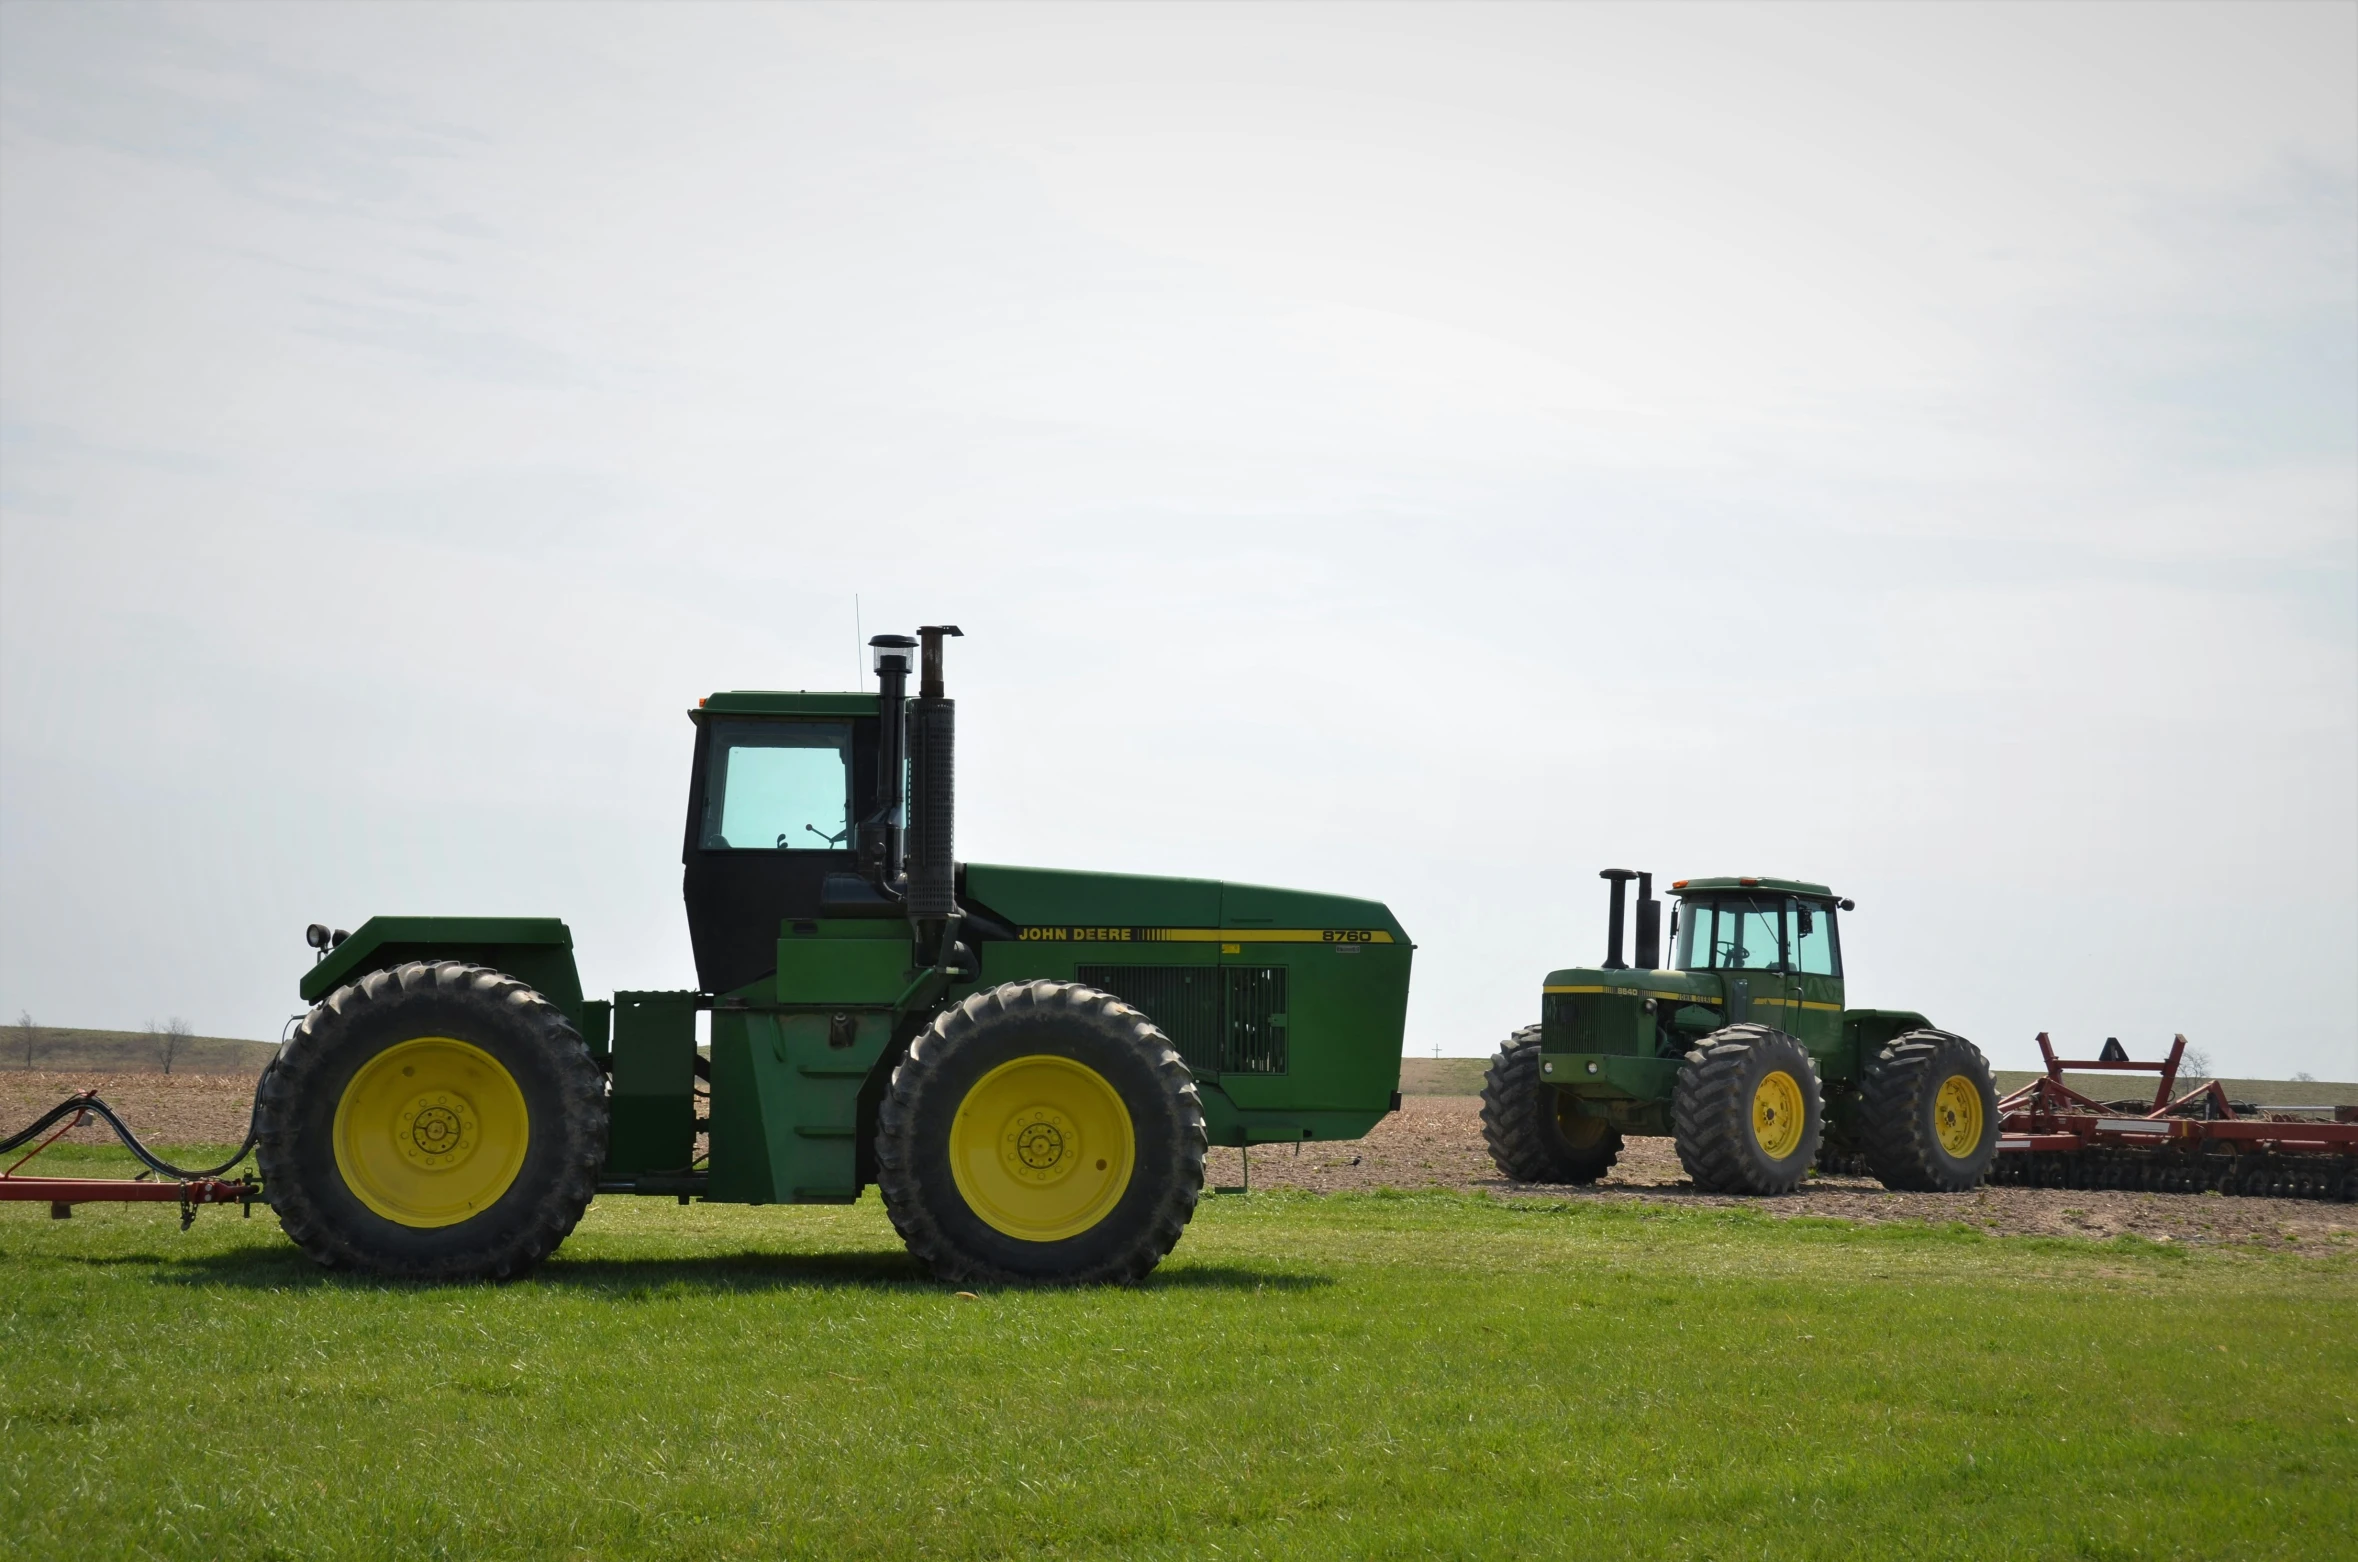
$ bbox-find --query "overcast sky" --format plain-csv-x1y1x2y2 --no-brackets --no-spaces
2,3,2352,1077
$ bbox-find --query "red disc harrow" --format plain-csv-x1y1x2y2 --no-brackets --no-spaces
1988,1034,2356,1201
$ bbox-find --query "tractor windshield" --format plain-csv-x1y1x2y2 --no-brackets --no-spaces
1674,897,1786,972
699,720,853,850
1674,896,1842,976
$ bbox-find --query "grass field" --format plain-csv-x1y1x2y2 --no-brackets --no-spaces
5,1143,2353,1560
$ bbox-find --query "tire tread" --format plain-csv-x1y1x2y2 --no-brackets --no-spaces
254,961,606,1281
875,981,1206,1285
1858,1028,1998,1193
1671,1023,1821,1195
1479,1027,1623,1183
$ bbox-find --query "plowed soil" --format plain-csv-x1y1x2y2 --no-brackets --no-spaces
13,1073,2350,1252
1205,1095,2355,1253
4,1070,257,1148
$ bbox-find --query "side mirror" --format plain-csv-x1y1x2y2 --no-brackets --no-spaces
1796,905,1815,937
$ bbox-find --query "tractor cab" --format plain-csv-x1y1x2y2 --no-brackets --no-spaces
1667,876,1849,1051
682,688,892,995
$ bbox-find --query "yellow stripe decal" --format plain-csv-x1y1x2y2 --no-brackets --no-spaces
1543,985,1702,1002
1015,926,1394,945
1542,987,1844,1012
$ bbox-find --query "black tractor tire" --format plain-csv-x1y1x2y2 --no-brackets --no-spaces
1858,1028,2000,1193
254,961,607,1282
1672,1024,1822,1195
1479,1025,1623,1184
876,981,1206,1285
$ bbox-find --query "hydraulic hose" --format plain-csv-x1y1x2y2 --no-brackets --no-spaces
2,1053,276,1182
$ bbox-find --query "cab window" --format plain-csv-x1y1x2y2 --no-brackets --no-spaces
1674,897,1788,972
1792,899,1841,977
699,721,852,850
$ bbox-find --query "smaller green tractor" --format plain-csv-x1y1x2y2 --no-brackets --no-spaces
1482,871,2000,1195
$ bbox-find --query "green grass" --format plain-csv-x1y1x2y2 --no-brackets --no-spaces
5,1151,2354,1561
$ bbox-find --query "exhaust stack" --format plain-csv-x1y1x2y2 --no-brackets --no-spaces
1633,873,1662,970
860,634,917,890
906,624,963,920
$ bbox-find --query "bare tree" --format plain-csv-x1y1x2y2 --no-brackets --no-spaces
14,1011,33,1071
2179,1044,2214,1084
153,1017,194,1076
2293,1071,2317,1083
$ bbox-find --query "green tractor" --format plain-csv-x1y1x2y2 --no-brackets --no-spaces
1481,870,1999,1195
257,628,1412,1284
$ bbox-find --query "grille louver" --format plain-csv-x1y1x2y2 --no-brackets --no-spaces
1075,964,1288,1076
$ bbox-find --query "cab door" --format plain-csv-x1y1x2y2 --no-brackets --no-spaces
1786,897,1845,1056
682,715,869,994
1706,895,1798,1030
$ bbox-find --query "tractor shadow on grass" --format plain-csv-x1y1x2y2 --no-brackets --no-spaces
141,1246,1329,1296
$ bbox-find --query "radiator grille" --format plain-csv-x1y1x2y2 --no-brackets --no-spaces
1222,967,1287,1075
1075,964,1288,1076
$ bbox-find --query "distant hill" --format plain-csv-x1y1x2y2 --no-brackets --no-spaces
5,1025,277,1076
1400,1057,1489,1095
1989,1071,2355,1108
1400,1052,2353,1105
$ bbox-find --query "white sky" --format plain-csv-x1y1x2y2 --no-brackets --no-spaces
2,2,2353,1077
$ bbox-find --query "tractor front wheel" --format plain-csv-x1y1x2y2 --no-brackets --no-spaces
876,981,1206,1285
1479,1025,1623,1183
1672,1024,1822,1195
1859,1029,1999,1192
254,962,607,1281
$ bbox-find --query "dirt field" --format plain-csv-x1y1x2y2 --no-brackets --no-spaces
10,1071,2350,1253
1399,1055,2358,1106
2,1069,259,1148
1208,1095,2356,1252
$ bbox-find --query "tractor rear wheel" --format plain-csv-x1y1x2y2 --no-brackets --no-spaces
876,981,1206,1285
1480,1025,1623,1183
255,962,607,1281
1859,1029,1999,1192
1672,1024,1822,1195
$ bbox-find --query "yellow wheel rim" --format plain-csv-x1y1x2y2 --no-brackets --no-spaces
1751,1069,1806,1161
332,1036,530,1228
1556,1095,1613,1149
1934,1073,1984,1158
949,1054,1136,1243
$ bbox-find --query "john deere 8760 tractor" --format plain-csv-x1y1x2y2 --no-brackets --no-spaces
255,629,1412,1284
1482,870,1998,1195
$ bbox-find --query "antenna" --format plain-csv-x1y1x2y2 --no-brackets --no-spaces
854,594,863,684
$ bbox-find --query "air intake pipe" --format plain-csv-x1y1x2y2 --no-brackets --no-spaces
905,624,963,920
1599,869,1636,969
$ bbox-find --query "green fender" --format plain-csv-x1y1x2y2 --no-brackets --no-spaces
297,916,587,1031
